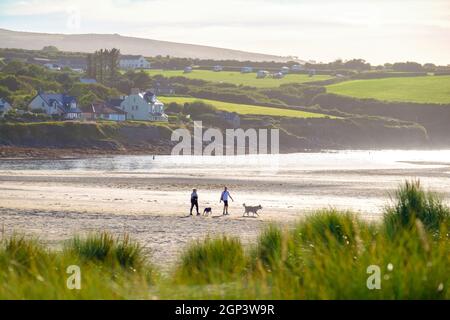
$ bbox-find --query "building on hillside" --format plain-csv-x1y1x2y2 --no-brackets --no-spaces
84,103,126,121
79,78,97,84
272,72,285,79
216,111,240,128
43,63,61,70
291,64,304,72
57,57,87,71
280,66,290,74
119,89,168,122
213,65,223,72
0,98,12,118
119,55,151,70
256,70,269,79
241,66,253,73
28,92,82,120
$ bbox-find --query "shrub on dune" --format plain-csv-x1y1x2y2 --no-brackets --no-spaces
384,180,450,237
65,232,146,271
175,236,246,285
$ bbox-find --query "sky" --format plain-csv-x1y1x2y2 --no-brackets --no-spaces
0,0,449,65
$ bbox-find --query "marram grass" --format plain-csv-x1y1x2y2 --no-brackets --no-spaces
0,181,448,299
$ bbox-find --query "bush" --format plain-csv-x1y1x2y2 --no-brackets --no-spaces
384,180,450,236
183,100,216,116
175,236,246,284
65,232,145,270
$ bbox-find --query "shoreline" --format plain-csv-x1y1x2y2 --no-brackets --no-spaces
1,145,449,161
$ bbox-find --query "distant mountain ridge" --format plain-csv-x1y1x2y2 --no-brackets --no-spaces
0,28,294,62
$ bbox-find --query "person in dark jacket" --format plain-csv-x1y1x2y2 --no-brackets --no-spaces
190,189,200,216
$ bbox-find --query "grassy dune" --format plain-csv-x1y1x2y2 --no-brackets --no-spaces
159,96,333,119
0,181,448,299
327,75,450,104
146,69,333,88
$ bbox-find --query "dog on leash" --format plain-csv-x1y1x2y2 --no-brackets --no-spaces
203,207,213,216
243,203,263,217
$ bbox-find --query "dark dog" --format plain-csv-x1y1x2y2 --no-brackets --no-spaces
203,207,212,216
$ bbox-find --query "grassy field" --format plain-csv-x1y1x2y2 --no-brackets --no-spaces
146,69,333,88
327,75,450,104
0,180,448,299
159,96,332,118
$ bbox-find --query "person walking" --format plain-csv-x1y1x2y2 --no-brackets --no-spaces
190,188,200,216
220,186,234,215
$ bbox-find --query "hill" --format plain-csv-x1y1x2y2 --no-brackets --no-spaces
0,28,291,62
147,70,332,88
326,75,450,104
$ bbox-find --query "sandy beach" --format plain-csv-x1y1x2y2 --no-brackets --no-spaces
1,151,450,269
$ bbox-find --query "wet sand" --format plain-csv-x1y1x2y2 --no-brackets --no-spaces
1,152,450,269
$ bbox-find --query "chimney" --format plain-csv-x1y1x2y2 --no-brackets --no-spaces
131,88,140,95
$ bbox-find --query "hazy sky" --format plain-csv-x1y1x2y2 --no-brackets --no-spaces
0,0,449,65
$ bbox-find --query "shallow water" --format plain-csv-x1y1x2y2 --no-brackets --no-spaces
1,149,450,172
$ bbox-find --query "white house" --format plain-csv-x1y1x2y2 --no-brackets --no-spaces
184,66,193,73
213,65,223,72
119,89,168,122
280,66,290,74
119,55,151,70
256,70,269,79
28,92,82,120
241,66,253,73
0,98,12,118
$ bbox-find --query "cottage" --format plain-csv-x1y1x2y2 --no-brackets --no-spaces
213,65,223,72
0,98,12,118
256,70,269,79
241,66,253,73
87,103,126,121
184,66,193,73
119,89,168,122
119,55,151,70
28,92,82,120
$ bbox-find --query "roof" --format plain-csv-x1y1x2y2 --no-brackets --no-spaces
36,92,82,114
106,98,125,108
92,103,127,115
120,55,144,60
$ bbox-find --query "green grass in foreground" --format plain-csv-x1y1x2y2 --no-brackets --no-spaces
159,96,332,119
326,75,450,104
146,69,333,88
0,180,448,299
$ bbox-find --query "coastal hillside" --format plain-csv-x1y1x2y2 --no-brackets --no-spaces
0,29,291,62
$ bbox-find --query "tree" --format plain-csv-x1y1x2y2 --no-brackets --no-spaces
42,46,59,53
392,61,423,72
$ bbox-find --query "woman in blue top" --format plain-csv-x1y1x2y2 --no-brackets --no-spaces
220,186,234,215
